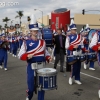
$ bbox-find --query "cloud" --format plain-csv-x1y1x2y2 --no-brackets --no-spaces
0,0,100,27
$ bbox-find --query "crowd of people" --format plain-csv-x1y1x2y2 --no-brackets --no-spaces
0,13,100,100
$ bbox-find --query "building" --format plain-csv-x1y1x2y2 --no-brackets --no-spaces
74,14,100,32
37,15,49,27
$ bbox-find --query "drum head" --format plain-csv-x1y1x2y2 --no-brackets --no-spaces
37,68,57,75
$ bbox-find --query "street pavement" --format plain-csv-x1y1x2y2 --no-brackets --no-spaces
0,53,100,100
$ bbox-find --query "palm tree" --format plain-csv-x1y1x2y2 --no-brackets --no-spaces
15,11,24,27
2,17,10,34
0,25,2,30
0,25,2,33
2,17,10,27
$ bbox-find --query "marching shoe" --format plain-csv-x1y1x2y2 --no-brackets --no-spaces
12,54,14,57
26,97,29,100
89,68,95,70
14,55,17,57
53,57,55,60
98,90,100,99
69,77,73,85
0,66,3,69
4,68,7,71
74,80,82,85
84,63,87,69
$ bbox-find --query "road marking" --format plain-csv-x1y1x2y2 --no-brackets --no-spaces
50,62,100,81
80,72,100,81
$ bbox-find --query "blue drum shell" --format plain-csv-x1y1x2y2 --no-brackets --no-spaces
42,29,53,47
38,75,57,90
79,55,86,62
67,56,77,65
87,54,97,61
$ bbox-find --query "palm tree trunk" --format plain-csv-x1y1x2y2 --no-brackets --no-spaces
20,17,21,32
6,22,8,34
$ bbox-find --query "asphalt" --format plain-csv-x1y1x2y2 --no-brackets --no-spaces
0,53,100,100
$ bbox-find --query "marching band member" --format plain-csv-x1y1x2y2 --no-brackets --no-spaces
8,33,13,54
6,34,11,53
83,24,95,70
66,26,71,36
16,34,20,51
65,19,85,85
66,26,71,72
0,31,9,71
80,27,88,69
18,14,51,100
89,30,100,98
19,33,23,48
83,25,90,70
12,33,18,57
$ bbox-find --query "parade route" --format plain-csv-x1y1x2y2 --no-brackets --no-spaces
0,54,100,100
50,62,100,81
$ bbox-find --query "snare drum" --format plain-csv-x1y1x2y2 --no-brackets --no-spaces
42,28,53,47
79,54,86,62
67,55,77,65
37,68,57,90
87,53,97,61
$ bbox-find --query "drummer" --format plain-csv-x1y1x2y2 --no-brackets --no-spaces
66,26,71,72
18,14,52,100
65,19,86,85
0,32,9,71
83,24,96,70
89,30,100,99
80,27,89,69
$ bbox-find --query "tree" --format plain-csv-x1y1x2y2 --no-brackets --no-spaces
15,11,24,27
0,25,2,33
2,17,10,27
0,25,2,30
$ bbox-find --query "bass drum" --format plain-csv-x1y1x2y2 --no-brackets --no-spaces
42,28,54,47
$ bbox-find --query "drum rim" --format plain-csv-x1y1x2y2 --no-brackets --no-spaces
37,73,57,76
37,68,57,73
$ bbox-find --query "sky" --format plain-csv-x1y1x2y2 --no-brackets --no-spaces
0,0,100,27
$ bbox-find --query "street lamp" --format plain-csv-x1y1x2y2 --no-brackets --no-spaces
34,9,43,28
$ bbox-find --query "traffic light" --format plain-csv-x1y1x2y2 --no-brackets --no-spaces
27,16,31,21
82,9,85,15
